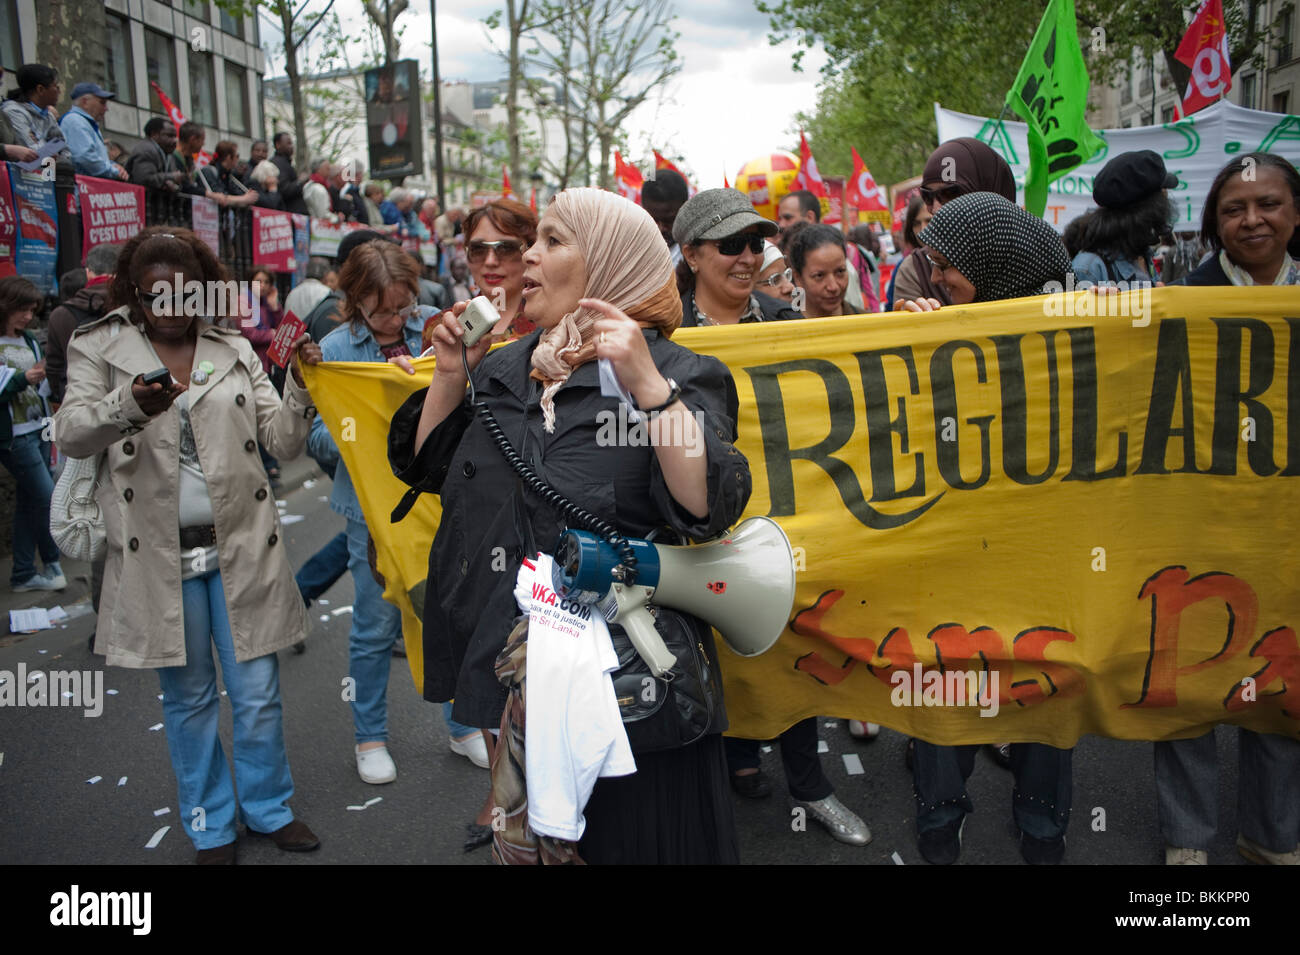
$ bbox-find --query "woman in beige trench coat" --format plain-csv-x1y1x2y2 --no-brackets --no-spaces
54,227,323,864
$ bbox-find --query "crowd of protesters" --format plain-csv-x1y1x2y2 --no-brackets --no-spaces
2,59,1298,869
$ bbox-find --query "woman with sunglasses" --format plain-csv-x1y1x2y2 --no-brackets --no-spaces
307,239,451,785
460,199,539,339
673,188,801,326
892,138,1017,308
54,227,323,863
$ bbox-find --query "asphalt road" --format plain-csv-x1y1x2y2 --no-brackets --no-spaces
0,476,1254,867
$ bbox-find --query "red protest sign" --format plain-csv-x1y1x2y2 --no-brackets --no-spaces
268,311,306,368
0,165,16,278
76,176,145,262
252,207,296,272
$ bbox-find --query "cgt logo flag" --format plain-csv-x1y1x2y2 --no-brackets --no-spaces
652,150,696,196
613,150,644,203
845,147,890,227
1175,0,1233,117
792,130,827,198
304,288,1300,747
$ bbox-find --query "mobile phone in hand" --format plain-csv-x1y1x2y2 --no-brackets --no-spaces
141,367,172,388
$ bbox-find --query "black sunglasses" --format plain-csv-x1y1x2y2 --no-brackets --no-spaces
920,184,963,206
709,233,766,256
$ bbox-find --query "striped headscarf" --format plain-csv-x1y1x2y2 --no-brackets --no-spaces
918,192,1072,302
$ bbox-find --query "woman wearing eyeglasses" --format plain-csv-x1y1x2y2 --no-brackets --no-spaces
54,226,323,863
891,138,1017,308
756,244,796,302
308,239,437,785
461,199,539,339
673,188,801,326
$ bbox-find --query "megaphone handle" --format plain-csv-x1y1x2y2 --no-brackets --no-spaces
611,584,678,678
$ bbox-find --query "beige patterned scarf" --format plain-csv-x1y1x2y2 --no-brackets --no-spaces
529,188,681,432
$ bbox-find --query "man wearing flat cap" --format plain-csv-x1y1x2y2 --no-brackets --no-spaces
60,82,128,180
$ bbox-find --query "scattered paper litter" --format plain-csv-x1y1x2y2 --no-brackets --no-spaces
319,615,330,622
817,740,828,753
9,608,52,632
891,851,905,865
0,753,4,768
157,694,163,701
760,745,772,754
280,514,305,525
149,723,163,732
220,690,227,696
364,797,382,807
117,777,127,787
302,478,317,488
87,775,102,784
824,721,838,728
107,689,118,695
842,753,864,776
330,606,353,616
37,648,47,654
46,606,69,623
346,804,367,811
154,807,170,816
318,599,329,606
317,495,328,502
347,796,384,811
144,826,169,849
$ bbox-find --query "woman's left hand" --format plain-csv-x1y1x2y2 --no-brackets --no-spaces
583,298,671,408
290,334,323,387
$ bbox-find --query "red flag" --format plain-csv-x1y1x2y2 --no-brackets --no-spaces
149,81,211,167
1174,0,1232,117
614,150,644,202
723,167,731,189
792,131,827,198
529,187,537,213
652,150,697,196
502,165,513,198
845,147,890,226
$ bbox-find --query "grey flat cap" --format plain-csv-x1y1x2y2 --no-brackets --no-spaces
672,188,779,245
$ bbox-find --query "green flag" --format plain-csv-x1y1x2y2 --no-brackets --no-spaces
1005,0,1104,217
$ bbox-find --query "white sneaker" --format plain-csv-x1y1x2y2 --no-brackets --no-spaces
12,573,60,592
1237,834,1300,865
1165,845,1208,865
356,744,397,784
450,732,490,769
43,562,66,590
848,720,880,739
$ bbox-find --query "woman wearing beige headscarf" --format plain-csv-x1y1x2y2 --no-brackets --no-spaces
388,188,752,863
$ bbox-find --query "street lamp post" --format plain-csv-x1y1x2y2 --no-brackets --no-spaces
430,0,446,211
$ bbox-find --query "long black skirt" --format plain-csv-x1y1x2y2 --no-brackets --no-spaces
577,733,738,865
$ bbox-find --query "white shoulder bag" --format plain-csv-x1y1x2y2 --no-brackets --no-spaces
50,452,106,562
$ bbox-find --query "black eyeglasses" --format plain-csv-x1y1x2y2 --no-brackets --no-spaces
709,233,766,256
919,184,963,206
467,239,527,263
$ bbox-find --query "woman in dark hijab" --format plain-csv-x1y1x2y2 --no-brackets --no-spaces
893,191,1076,867
892,138,1018,307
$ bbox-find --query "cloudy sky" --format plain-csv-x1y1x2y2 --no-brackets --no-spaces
264,0,827,186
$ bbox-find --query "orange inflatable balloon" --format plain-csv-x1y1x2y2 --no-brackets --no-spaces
734,151,800,221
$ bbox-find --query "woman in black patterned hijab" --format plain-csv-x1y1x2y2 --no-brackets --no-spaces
900,192,1073,307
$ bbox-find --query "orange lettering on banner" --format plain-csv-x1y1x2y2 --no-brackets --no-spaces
1012,627,1084,705
1124,566,1259,709
1225,626,1300,717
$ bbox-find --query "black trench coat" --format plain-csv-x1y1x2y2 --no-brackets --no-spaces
388,327,753,729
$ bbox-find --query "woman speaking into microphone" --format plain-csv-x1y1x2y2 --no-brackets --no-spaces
388,188,752,863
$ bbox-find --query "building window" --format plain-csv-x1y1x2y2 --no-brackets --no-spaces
1240,73,1256,109
1278,6,1295,65
1274,91,1291,114
225,64,249,134
1,0,22,75
1120,76,1132,104
1161,105,1174,124
145,29,179,113
188,53,216,127
220,9,244,37
104,14,135,106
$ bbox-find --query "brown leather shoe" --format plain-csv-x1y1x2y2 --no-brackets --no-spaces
249,819,320,852
195,842,236,865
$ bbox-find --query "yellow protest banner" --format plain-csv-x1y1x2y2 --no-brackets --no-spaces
303,287,1300,748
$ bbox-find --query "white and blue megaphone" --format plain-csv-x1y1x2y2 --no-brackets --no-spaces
551,517,796,677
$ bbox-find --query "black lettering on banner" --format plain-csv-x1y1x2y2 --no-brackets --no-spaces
1137,319,1204,475
855,346,927,502
929,340,993,490
1283,318,1300,476
1062,326,1128,481
1210,318,1276,476
744,359,941,530
990,331,1061,485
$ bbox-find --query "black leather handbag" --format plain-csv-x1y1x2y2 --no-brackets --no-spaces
608,607,727,754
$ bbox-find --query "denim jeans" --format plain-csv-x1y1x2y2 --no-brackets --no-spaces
157,570,296,849
724,717,833,801
346,518,398,743
0,431,60,585
913,741,1073,840
295,530,349,604
1155,729,1300,852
